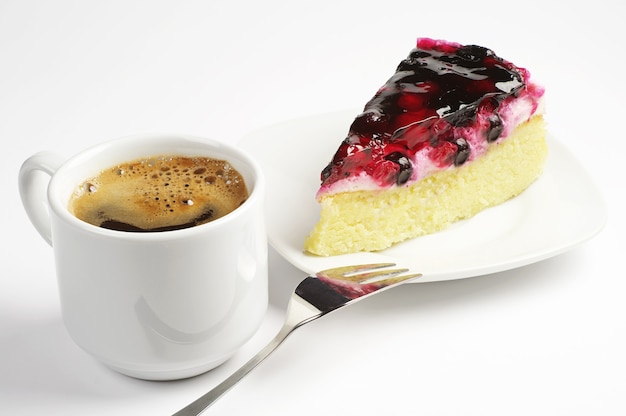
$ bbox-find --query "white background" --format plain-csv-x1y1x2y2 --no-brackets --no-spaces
1,0,623,415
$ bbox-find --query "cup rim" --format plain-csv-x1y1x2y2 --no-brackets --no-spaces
47,133,265,241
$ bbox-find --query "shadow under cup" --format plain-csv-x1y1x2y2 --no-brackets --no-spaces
45,134,268,380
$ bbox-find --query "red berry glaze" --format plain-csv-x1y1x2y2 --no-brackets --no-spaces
318,38,544,195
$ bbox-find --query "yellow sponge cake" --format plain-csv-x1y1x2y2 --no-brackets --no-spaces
305,38,547,256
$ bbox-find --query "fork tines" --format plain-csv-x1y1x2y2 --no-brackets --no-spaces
316,263,421,286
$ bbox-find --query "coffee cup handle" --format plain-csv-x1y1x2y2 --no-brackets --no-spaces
18,151,66,246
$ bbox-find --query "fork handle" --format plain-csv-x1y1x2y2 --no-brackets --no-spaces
173,294,324,415
172,324,295,416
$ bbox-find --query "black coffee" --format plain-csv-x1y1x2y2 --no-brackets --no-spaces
69,155,248,232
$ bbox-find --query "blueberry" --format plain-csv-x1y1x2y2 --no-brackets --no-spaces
397,49,431,71
385,152,413,185
487,114,503,142
454,138,470,166
456,45,490,62
396,60,413,72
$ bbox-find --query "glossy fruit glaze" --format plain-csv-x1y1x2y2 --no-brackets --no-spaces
318,38,544,197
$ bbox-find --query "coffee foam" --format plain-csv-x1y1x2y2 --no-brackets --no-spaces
69,155,249,231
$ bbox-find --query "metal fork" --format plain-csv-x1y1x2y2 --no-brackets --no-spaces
172,263,421,415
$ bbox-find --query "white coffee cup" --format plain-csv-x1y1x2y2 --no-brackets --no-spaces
18,134,268,380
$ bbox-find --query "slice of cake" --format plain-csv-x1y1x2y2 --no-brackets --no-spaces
305,38,547,256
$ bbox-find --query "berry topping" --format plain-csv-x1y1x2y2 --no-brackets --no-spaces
319,38,544,194
487,115,504,142
453,138,470,166
384,152,413,185
350,108,389,135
